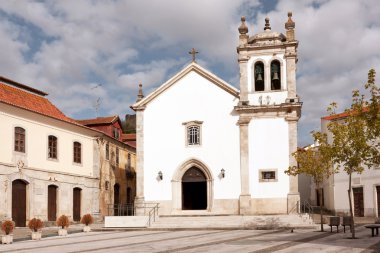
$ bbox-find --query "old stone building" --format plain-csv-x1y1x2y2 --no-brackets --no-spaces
131,14,302,215
77,116,136,217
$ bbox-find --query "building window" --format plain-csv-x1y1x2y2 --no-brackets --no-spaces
183,121,203,147
106,143,109,160
73,142,82,164
259,169,278,182
105,181,109,190
48,135,58,159
113,127,120,140
116,147,119,165
188,126,200,145
270,60,281,90
14,127,25,153
127,153,131,170
254,61,265,91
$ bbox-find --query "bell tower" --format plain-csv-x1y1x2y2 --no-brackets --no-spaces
235,13,302,215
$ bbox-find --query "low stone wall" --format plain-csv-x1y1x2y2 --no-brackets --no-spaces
104,216,149,228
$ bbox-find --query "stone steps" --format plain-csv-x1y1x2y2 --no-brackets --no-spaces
150,214,316,229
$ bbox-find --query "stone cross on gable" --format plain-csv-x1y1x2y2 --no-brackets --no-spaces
189,48,199,63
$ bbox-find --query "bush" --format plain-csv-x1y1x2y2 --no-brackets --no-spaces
56,215,70,229
1,220,15,235
28,218,44,232
80,214,94,226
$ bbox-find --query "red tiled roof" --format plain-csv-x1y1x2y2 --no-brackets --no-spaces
321,106,376,121
0,76,47,96
126,141,136,148
0,81,76,124
321,111,350,121
76,116,118,125
122,133,136,141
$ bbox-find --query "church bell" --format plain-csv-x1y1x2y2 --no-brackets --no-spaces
256,73,263,82
272,72,279,81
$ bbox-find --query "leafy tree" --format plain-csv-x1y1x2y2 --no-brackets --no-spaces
326,69,379,239
285,131,335,232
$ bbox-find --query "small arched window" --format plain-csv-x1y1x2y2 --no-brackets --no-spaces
270,60,281,90
105,143,109,160
73,141,82,164
254,61,265,91
14,127,25,152
48,135,58,159
183,120,203,147
188,126,200,145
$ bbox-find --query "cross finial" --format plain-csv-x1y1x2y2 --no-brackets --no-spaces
189,48,199,63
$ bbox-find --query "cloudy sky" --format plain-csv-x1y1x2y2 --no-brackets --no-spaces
0,0,379,145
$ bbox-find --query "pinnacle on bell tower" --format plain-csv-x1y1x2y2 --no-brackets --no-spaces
136,83,144,102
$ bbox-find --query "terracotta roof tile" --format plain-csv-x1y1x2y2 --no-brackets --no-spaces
125,141,136,148
76,116,118,125
122,133,136,141
321,106,375,121
0,81,76,124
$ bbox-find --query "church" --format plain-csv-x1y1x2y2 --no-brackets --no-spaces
131,13,302,215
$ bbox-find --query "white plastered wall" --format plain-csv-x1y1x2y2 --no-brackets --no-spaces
249,118,290,198
143,71,241,202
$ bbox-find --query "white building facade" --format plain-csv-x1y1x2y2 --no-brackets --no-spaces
0,77,101,226
313,115,380,217
132,14,302,215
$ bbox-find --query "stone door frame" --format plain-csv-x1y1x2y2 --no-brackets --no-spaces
172,158,213,212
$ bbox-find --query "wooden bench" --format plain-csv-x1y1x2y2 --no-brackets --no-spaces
364,224,380,237
329,216,340,233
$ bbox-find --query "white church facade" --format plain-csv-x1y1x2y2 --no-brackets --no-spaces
131,13,302,215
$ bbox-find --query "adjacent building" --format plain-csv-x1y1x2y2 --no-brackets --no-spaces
76,116,136,217
0,76,137,226
311,112,380,217
0,76,100,226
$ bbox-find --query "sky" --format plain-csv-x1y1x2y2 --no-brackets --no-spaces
0,0,379,146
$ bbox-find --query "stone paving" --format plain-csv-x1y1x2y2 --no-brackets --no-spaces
1,225,379,253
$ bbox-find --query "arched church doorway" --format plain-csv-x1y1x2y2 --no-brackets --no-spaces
182,167,207,210
12,179,28,227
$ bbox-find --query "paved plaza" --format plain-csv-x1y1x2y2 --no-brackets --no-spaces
1,225,380,253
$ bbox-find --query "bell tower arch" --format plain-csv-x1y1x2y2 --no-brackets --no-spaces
236,13,302,214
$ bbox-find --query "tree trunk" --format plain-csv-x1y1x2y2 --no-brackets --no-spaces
319,186,324,232
348,172,355,238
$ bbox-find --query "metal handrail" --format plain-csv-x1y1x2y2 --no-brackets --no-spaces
300,200,314,214
288,200,300,214
107,202,160,227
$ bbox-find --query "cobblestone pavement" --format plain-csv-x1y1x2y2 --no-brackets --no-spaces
1,225,379,253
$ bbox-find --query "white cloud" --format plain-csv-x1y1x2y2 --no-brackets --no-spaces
0,0,379,145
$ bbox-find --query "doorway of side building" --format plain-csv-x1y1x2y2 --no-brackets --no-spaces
377,186,380,217
12,180,28,227
316,188,325,207
353,187,364,217
73,187,81,221
48,185,58,221
182,166,207,210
